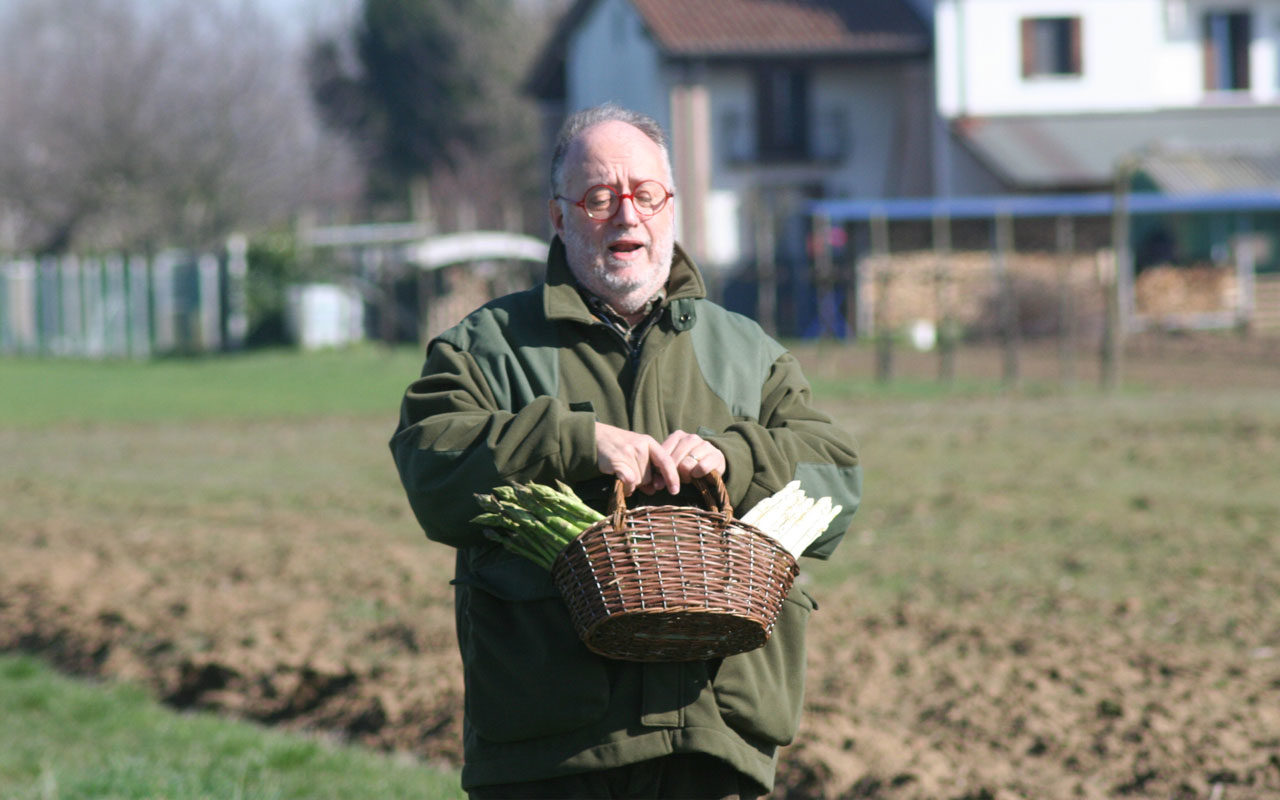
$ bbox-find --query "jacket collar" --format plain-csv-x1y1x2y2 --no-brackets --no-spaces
543,236,706,324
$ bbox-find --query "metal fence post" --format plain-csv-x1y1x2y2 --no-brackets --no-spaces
1055,216,1077,387
1103,160,1133,392
870,212,893,382
993,212,1020,387
932,210,955,384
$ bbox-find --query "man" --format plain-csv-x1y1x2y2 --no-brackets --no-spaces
390,103,861,799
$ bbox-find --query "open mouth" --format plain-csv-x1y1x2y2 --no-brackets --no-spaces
609,241,643,254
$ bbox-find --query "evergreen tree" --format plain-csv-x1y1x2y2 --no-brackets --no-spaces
309,0,544,221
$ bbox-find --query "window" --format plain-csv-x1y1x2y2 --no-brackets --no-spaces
1203,10,1251,91
1020,17,1083,77
755,67,809,160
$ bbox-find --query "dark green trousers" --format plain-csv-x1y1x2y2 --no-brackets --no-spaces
466,753,762,800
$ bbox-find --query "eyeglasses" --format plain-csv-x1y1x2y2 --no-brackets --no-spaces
557,180,674,220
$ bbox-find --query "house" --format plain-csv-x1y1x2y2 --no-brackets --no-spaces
526,0,936,275
932,0,1280,195
527,0,1280,336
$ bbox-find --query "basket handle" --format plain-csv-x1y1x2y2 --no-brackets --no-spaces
607,470,733,529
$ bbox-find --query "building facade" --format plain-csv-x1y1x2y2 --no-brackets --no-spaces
527,0,935,274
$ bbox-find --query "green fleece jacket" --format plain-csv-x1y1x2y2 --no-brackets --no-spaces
390,238,861,793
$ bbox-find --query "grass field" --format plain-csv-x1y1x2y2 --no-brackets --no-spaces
2,335,1279,799
0,653,465,799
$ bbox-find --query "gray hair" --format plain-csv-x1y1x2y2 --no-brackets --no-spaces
549,102,674,197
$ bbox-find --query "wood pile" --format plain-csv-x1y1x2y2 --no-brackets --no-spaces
856,250,1106,335
1133,265,1237,315
1254,274,1280,333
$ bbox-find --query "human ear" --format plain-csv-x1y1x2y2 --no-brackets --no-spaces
549,198,565,236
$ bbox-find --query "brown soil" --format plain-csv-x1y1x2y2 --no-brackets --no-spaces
4,334,1280,799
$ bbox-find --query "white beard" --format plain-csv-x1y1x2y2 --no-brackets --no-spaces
562,224,674,315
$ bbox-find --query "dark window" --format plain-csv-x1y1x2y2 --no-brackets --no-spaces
1203,10,1251,91
755,67,809,160
1020,17,1083,77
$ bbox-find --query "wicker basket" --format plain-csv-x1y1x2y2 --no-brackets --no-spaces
550,472,798,662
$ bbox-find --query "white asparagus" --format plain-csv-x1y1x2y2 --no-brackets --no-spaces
741,481,802,526
751,486,809,534
740,481,844,558
783,497,835,554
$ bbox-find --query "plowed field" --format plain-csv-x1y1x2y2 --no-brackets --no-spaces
3,335,1279,799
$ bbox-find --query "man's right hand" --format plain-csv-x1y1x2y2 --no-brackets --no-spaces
593,422,680,496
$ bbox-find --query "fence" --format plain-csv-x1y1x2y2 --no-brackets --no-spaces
806,190,1280,388
0,238,248,359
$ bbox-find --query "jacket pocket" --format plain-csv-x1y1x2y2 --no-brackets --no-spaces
455,554,610,743
712,584,815,746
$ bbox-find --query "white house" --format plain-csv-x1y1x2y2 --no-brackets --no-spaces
930,0,1280,194
526,0,936,274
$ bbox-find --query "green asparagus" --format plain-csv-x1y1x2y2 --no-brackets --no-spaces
472,480,606,570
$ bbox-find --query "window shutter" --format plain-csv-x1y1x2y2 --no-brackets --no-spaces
1202,14,1217,90
1020,18,1035,77
1230,13,1251,90
1069,18,1083,74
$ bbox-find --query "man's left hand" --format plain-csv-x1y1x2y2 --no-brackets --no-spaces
638,430,726,494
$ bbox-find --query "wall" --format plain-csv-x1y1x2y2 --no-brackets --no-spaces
566,0,668,126
698,62,936,270
936,0,1280,118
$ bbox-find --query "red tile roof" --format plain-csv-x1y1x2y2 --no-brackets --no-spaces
630,0,929,56
526,0,929,100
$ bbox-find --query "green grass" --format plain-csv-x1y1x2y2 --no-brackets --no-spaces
0,342,1047,429
0,654,465,800
0,345,426,427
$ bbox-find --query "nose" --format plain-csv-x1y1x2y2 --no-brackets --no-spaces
612,194,642,226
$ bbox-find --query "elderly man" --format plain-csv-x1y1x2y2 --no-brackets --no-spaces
390,103,860,799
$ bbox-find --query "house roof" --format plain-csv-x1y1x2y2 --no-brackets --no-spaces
629,0,930,57
1137,146,1280,195
953,107,1280,192
526,0,931,99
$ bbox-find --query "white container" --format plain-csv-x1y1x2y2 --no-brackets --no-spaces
286,283,365,350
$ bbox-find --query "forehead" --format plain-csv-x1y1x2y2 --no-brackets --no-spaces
563,120,667,188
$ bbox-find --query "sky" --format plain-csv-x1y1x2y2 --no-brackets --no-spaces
256,0,358,40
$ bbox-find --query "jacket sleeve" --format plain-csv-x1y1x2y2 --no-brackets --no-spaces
705,350,861,560
388,339,598,548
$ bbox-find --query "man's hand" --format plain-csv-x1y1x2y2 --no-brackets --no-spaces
647,430,726,491
594,424,727,496
594,422,680,496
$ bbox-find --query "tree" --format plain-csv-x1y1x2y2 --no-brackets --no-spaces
0,0,361,254
307,0,547,228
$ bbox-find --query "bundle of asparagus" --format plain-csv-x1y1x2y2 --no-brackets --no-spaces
471,481,604,570
739,481,843,558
